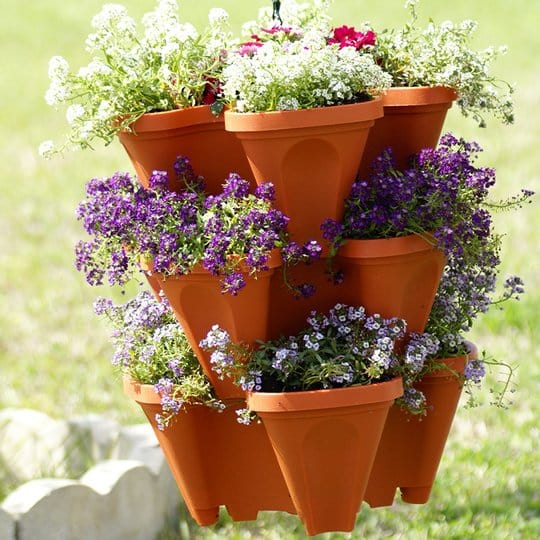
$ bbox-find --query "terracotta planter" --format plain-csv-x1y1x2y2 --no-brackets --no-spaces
123,379,295,525
267,258,346,339
117,106,254,192
358,86,457,178
155,251,281,400
248,377,403,535
336,234,446,334
364,343,476,507
225,99,383,246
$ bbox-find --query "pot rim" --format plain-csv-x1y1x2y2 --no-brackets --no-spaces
224,97,383,132
382,86,457,107
122,105,224,133
247,376,403,413
422,341,477,379
147,248,283,280
337,233,437,259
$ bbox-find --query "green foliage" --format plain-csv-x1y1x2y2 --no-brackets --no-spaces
0,1,538,537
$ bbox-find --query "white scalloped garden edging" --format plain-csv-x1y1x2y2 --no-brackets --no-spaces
0,410,181,540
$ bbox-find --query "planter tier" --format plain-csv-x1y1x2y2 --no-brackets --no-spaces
336,234,446,334
248,377,403,535
358,86,457,178
118,105,254,193
225,99,383,247
123,379,295,525
364,343,476,508
155,251,281,400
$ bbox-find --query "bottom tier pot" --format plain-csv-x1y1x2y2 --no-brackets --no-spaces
248,377,403,535
364,344,476,507
123,378,295,525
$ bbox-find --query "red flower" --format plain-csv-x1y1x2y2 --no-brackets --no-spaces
328,25,376,50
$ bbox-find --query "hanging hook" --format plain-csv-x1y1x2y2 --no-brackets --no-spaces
272,0,283,25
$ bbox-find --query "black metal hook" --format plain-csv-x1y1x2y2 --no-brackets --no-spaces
272,0,283,25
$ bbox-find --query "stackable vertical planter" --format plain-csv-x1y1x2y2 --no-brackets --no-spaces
225,99,383,247
247,377,403,536
364,344,476,508
123,379,295,525
117,105,254,192
358,86,457,177
335,234,446,333
155,251,281,400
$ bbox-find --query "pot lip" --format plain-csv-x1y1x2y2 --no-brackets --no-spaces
224,97,383,132
247,376,403,413
121,105,224,134
382,86,458,107
337,233,437,259
123,377,246,411
123,376,161,403
422,341,477,379
146,248,282,280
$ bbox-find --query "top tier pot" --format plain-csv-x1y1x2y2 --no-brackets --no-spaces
225,99,383,247
358,86,457,178
118,105,254,193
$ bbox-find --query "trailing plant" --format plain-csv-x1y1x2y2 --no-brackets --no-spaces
94,291,225,430
323,133,534,410
372,0,514,126
40,0,233,156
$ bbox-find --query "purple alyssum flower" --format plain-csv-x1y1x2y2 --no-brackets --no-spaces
75,156,319,296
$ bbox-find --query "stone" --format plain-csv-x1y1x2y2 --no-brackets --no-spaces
0,507,15,540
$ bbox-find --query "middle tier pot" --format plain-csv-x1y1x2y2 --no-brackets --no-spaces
336,234,446,334
225,99,383,247
155,252,281,400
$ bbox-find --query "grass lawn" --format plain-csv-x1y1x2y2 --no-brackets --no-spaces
0,0,538,536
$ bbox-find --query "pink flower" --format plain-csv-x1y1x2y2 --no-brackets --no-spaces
237,40,264,57
328,25,376,50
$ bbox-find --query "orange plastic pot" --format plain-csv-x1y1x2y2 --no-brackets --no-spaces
267,258,347,339
123,379,294,525
225,99,383,247
364,343,476,507
155,251,281,400
336,234,446,333
248,377,403,535
117,106,254,192
358,86,457,178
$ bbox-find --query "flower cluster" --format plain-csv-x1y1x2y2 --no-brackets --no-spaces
223,10,391,112
201,302,453,419
201,303,408,393
328,25,376,50
94,291,224,429
40,0,233,156
75,156,320,295
325,133,531,266
372,0,514,126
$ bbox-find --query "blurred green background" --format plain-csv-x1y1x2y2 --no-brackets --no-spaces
0,0,538,537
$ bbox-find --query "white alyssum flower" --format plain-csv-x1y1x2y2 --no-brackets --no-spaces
38,140,55,158
66,104,86,125
223,30,390,113
42,0,232,155
48,56,69,81
208,7,229,26
375,0,514,126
